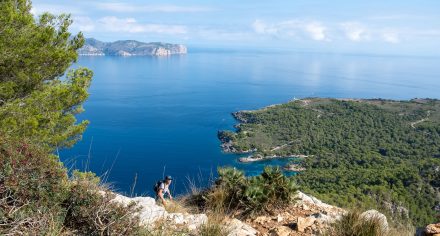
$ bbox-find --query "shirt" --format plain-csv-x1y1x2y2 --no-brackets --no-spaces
159,182,170,197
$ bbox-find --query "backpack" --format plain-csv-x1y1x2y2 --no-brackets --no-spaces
153,180,164,194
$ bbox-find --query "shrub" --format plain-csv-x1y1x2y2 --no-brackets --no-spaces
63,171,144,235
243,166,298,214
0,136,147,235
196,166,298,216
0,136,69,235
328,210,394,236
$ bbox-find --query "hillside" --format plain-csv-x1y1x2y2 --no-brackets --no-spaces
78,38,187,56
218,98,440,226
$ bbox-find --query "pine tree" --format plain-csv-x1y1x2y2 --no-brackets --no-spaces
0,0,92,149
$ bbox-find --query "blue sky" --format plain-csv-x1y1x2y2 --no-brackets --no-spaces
32,0,440,55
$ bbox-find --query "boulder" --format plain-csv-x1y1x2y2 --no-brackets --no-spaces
269,225,292,236
296,191,346,219
297,216,315,232
226,218,259,236
108,192,168,225
311,212,335,224
426,222,440,235
360,210,389,234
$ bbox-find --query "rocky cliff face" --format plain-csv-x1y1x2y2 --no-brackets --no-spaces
78,38,187,56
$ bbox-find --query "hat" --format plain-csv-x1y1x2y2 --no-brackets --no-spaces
165,175,173,180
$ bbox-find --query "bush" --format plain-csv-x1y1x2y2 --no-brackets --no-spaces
197,166,298,216
328,211,387,236
63,171,144,235
0,136,69,235
327,210,414,236
243,166,298,214
0,136,147,235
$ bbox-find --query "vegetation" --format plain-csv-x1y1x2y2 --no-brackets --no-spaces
0,1,147,235
327,210,415,236
0,0,92,149
0,137,146,235
189,166,298,216
219,98,440,226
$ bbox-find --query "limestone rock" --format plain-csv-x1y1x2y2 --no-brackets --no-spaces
254,216,271,225
226,218,258,236
311,212,334,224
360,210,389,233
108,192,207,230
426,222,440,235
166,213,208,231
269,225,292,236
274,214,284,223
297,216,315,232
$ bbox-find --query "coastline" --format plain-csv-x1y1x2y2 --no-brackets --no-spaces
238,154,308,163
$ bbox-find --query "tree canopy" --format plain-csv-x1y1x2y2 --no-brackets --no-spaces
0,0,92,149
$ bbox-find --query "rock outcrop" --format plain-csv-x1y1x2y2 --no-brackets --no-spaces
108,192,257,235
108,192,206,232
107,191,394,235
78,38,187,56
246,191,347,235
226,218,259,236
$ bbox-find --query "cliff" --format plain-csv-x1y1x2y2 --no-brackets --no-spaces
78,38,187,56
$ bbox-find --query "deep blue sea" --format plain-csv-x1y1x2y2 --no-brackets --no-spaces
61,50,440,196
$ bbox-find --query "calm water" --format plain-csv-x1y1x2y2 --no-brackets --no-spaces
61,50,440,196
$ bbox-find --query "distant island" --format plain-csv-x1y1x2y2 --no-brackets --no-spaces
78,38,187,56
219,98,440,226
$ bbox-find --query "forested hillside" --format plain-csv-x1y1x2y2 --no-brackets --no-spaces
219,98,440,226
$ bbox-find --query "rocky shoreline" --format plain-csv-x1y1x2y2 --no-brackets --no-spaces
283,163,307,172
238,154,307,163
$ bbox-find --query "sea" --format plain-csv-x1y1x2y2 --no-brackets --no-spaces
60,49,440,196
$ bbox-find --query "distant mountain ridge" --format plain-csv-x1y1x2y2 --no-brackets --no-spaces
78,38,187,56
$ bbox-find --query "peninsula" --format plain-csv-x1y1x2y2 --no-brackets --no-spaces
219,98,440,226
78,38,187,56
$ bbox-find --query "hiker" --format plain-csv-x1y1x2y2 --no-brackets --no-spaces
154,175,173,206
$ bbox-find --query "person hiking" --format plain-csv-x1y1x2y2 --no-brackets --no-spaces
154,175,173,206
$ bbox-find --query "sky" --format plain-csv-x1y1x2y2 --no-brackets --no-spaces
31,0,440,56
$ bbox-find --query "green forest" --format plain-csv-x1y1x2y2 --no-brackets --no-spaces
219,98,440,226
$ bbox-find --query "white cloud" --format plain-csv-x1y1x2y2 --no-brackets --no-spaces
340,22,371,42
96,3,213,13
252,19,328,41
252,20,268,34
73,16,95,32
31,4,82,15
97,17,187,34
382,31,399,43
304,22,327,41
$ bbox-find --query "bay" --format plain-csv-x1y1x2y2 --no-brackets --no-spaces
60,50,440,196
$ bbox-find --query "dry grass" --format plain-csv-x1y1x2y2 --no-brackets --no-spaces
327,210,415,236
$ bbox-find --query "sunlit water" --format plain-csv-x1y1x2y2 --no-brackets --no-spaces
61,50,440,196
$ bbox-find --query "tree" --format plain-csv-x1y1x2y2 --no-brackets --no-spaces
0,0,92,149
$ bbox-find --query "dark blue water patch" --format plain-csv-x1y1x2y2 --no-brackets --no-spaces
60,52,440,197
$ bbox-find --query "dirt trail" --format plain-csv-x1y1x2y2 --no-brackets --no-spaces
411,111,431,128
